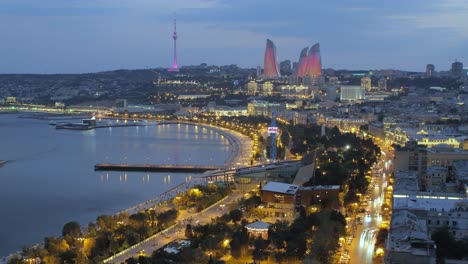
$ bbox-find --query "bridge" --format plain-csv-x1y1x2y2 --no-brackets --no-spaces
94,163,220,173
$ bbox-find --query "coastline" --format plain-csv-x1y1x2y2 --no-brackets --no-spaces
111,122,252,216
0,121,253,263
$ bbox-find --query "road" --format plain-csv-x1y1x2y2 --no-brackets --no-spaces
345,150,393,264
104,190,246,263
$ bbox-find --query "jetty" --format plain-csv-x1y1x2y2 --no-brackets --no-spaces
94,163,220,173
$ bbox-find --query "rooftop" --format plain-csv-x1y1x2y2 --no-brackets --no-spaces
245,221,271,231
393,171,419,195
300,185,340,191
261,181,300,195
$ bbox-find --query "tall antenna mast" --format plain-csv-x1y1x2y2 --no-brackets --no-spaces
169,13,179,72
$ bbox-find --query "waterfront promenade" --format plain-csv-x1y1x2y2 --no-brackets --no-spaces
0,121,253,264
102,124,253,263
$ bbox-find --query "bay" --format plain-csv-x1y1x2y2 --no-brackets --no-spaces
0,114,232,256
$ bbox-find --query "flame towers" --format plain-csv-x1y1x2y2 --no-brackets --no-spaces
264,39,281,78
296,47,309,77
305,43,321,77
296,43,322,77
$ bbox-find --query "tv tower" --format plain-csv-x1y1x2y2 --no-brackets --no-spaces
169,14,179,72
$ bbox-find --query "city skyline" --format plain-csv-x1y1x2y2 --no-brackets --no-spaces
0,0,467,73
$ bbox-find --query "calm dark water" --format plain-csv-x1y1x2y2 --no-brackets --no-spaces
0,114,232,256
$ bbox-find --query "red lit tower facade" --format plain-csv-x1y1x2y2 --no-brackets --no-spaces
264,39,281,78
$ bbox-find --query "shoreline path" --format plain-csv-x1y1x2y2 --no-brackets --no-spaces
102,123,253,263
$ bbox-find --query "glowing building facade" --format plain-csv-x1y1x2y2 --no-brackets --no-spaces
296,47,309,77
305,43,322,77
296,43,322,78
264,39,281,78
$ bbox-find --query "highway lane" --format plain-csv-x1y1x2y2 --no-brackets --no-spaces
346,151,393,264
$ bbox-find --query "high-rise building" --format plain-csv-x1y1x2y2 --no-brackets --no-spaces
262,82,274,96
451,61,464,79
292,62,299,73
296,47,309,77
247,81,258,95
378,78,387,91
305,43,322,77
361,76,372,91
426,64,435,78
256,66,262,78
280,60,292,75
264,39,281,78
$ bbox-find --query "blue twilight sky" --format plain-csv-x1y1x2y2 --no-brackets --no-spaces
0,0,467,74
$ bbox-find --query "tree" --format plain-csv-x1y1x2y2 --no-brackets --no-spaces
185,224,194,240
252,237,269,262
229,209,243,223
44,237,69,256
432,227,456,262
62,221,81,239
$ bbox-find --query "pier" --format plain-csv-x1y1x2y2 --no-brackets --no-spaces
94,163,220,173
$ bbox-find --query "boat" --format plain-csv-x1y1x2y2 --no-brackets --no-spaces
49,120,56,126
0,160,6,167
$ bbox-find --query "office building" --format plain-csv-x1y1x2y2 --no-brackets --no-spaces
426,64,435,78
280,60,291,75
247,81,258,95
361,76,372,91
262,81,274,96
378,78,387,91
451,61,464,80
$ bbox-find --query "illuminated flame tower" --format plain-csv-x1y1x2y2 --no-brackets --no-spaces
264,39,281,78
169,16,179,72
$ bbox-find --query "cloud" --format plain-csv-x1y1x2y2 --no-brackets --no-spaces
0,0,222,17
386,0,468,38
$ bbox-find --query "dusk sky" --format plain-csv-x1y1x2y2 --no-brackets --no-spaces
1,0,467,74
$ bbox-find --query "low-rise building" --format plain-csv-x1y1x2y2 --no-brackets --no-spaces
424,166,448,192
386,210,436,264
260,182,299,218
299,185,340,204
